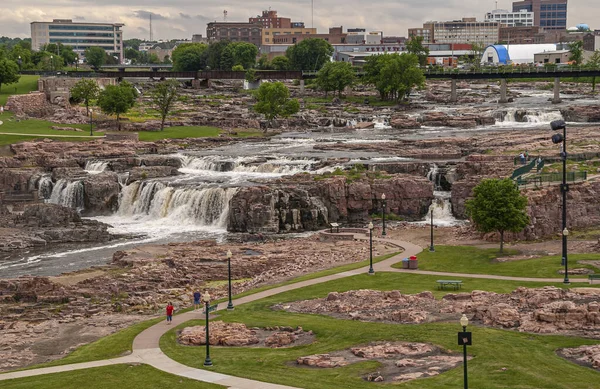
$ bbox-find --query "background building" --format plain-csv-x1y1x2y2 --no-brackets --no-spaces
512,0,568,31
206,22,262,46
249,10,291,28
262,27,316,45
31,19,123,62
430,18,500,46
499,26,542,44
485,9,534,26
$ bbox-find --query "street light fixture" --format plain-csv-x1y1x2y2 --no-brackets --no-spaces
458,314,471,389
17,55,22,72
75,55,79,72
368,222,374,275
381,193,387,236
429,208,435,252
89,109,93,137
226,250,234,310
550,119,569,284
50,55,54,72
202,291,213,367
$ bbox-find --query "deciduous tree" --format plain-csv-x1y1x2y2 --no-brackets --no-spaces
363,53,425,102
70,78,100,115
568,41,584,66
465,178,529,253
84,47,106,69
316,61,355,97
172,43,207,71
0,58,19,92
253,82,299,129
97,82,138,130
285,38,333,71
406,36,430,66
150,80,179,131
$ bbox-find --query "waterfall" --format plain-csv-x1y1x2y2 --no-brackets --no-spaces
38,175,54,200
117,172,130,189
117,181,237,227
426,164,442,191
49,179,85,211
423,192,464,227
498,109,564,125
84,161,109,175
179,155,317,175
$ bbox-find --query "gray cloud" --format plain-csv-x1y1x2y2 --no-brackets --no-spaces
0,0,595,41
133,10,168,20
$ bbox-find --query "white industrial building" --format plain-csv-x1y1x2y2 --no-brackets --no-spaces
481,43,558,65
484,9,534,27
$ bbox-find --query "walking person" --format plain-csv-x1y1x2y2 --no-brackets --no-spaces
166,302,174,324
0,105,4,115
519,152,525,165
193,290,201,311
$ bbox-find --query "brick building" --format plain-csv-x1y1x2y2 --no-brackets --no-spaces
206,22,262,46
249,10,291,28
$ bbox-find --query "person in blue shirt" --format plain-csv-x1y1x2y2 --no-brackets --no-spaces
193,290,201,311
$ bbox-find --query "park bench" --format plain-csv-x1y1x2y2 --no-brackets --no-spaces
589,274,600,284
330,223,340,233
437,280,463,290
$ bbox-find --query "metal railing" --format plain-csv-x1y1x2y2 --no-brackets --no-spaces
423,66,600,75
516,171,588,187
510,158,537,179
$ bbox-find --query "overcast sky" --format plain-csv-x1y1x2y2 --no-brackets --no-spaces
0,0,595,41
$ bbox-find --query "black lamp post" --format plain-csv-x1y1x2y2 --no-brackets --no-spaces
368,222,374,275
429,208,435,252
17,56,22,72
550,119,569,284
381,193,387,236
89,109,93,137
226,249,234,310
203,291,213,367
75,55,78,72
50,55,54,72
458,314,471,389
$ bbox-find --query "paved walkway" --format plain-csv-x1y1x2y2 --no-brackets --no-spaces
0,232,590,387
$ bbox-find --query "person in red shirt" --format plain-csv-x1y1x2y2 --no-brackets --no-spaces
166,302,174,324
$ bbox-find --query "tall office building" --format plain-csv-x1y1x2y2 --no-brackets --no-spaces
512,0,567,30
410,18,500,46
485,9,534,27
31,19,124,62
206,22,263,46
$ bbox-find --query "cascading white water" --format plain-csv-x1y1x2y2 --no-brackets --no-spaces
499,109,564,125
49,179,85,210
179,155,318,175
84,161,109,174
426,163,441,191
37,175,54,200
117,181,237,228
423,192,464,227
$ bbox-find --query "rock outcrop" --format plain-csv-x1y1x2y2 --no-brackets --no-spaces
281,287,600,338
228,174,434,233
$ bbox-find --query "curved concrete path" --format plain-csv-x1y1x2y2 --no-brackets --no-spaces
0,232,590,387
0,132,104,138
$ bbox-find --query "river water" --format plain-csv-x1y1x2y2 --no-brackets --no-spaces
0,87,593,277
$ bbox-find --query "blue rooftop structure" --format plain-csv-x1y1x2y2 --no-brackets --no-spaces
484,45,510,65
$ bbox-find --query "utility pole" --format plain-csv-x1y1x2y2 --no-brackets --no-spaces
311,0,314,28
150,14,153,41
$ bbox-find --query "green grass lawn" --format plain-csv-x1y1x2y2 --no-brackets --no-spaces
1,364,224,389
0,75,40,106
0,112,97,146
17,253,398,371
160,272,600,389
393,245,599,279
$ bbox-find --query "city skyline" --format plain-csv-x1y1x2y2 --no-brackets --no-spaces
0,0,594,40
